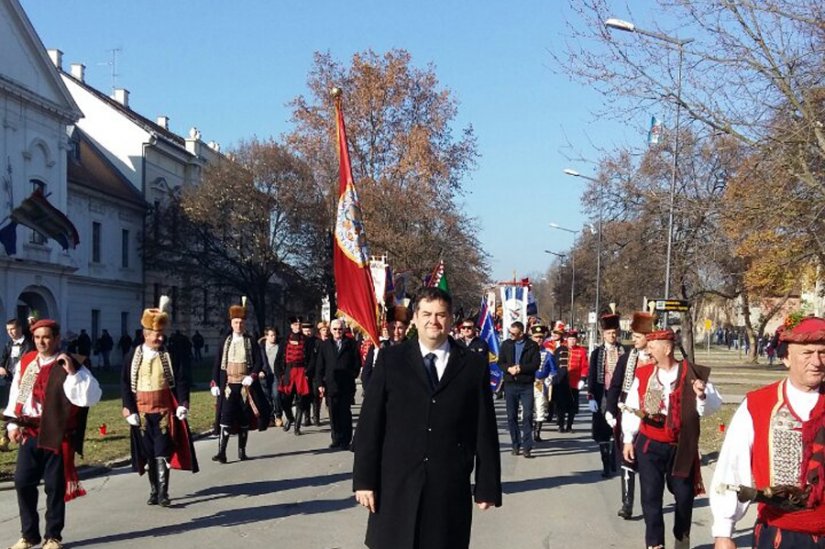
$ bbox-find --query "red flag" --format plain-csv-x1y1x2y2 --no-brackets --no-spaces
332,90,380,346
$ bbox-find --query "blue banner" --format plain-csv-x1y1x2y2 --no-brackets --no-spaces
479,297,503,391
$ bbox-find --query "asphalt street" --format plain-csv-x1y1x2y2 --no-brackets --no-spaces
0,397,756,548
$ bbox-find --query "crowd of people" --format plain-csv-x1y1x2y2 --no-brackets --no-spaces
2,293,825,549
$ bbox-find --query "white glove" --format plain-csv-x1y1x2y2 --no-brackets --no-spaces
242,375,254,387
125,413,140,427
588,400,599,413
605,411,617,428
577,379,585,391
176,406,188,421
210,386,220,397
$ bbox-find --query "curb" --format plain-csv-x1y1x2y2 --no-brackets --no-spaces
0,429,216,492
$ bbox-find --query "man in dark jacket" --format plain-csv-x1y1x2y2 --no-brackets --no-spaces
353,288,501,549
499,321,541,458
315,319,361,449
0,319,33,451
455,318,490,357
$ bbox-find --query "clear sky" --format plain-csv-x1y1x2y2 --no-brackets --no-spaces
21,0,659,282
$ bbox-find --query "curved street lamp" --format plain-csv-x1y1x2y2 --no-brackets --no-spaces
605,17,693,311
545,250,575,326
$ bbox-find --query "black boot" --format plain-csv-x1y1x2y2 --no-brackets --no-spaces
146,461,159,505
618,469,635,519
283,406,294,432
313,399,321,426
156,458,170,507
534,422,543,442
305,399,315,426
610,443,618,472
212,427,229,463
599,443,611,478
294,408,303,436
238,428,249,461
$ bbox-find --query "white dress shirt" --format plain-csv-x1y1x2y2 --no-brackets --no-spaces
418,339,451,381
709,379,820,538
621,363,723,443
4,354,102,432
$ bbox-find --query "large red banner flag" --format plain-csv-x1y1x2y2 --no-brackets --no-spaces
331,88,380,346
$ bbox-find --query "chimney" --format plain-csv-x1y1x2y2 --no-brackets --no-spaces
47,49,63,70
156,116,169,129
112,88,130,108
207,141,221,152
70,63,85,82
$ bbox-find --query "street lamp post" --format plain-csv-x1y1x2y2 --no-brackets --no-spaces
605,18,693,311
564,168,603,320
545,250,575,327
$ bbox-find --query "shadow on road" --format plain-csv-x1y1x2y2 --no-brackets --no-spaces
67,496,357,547
180,471,352,505
503,470,604,494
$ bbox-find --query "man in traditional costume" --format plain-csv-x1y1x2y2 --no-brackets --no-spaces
710,315,825,548
554,330,588,433
606,310,655,519
211,300,269,462
622,328,722,549
588,311,626,477
301,321,321,427
121,297,198,507
529,324,557,442
276,316,311,435
3,319,102,549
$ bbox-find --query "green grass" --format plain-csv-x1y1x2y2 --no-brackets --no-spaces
0,358,219,482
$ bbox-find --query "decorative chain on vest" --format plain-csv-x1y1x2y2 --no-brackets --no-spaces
220,335,252,372
621,349,640,394
130,346,174,394
596,343,625,385
15,356,41,407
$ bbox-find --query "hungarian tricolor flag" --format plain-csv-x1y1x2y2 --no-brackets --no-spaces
331,89,380,346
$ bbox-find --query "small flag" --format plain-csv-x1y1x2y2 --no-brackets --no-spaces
426,259,450,295
479,298,503,392
648,115,662,145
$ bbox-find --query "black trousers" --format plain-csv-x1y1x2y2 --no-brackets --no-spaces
328,394,353,446
635,433,695,546
755,522,825,548
219,383,251,427
138,413,172,459
15,436,66,542
281,391,310,422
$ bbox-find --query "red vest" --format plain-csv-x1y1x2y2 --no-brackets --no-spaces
284,334,305,366
635,363,687,444
747,379,825,533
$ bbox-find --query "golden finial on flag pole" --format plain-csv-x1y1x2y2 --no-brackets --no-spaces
330,87,342,99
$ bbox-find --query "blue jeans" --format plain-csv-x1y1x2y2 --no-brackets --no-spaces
504,383,534,451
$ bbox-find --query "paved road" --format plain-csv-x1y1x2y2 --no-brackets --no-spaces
0,398,756,548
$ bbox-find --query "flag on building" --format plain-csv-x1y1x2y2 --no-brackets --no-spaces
331,89,380,346
426,259,450,294
648,115,662,145
479,297,503,391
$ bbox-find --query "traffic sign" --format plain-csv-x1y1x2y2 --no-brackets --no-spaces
704,319,712,331
648,299,690,312
588,311,597,324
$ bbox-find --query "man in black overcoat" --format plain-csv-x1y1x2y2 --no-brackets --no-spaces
353,288,502,549
315,319,361,449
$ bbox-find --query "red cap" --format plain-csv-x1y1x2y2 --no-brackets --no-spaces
779,317,825,344
30,319,59,332
646,328,675,341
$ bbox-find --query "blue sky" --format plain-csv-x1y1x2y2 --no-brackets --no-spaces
21,0,659,281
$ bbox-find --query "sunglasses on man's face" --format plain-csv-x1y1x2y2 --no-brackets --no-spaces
461,326,474,330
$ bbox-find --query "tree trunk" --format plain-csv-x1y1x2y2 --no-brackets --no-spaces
740,292,759,364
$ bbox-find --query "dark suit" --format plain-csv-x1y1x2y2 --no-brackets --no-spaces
499,337,540,451
353,339,502,549
316,337,360,446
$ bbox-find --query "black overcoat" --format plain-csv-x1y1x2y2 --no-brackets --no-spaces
212,334,270,431
315,338,361,397
353,338,502,549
